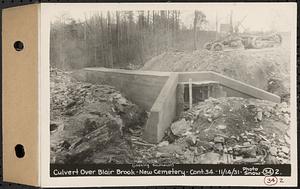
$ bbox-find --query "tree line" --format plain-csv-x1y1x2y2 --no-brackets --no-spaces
50,10,214,70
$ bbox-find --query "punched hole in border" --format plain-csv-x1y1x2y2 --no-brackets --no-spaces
13,41,24,51
15,144,25,158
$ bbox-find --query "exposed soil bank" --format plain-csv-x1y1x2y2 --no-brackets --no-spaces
142,37,291,102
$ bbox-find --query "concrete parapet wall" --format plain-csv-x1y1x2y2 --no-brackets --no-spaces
178,71,281,103
144,73,178,143
82,68,170,111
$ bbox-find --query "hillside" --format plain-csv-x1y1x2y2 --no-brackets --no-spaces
142,35,291,101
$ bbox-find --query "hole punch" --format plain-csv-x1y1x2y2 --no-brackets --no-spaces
13,41,24,51
14,144,25,158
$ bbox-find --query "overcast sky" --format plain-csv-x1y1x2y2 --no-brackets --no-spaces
45,3,296,32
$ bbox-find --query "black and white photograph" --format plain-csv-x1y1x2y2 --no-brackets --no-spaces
48,3,296,174
1,2,297,188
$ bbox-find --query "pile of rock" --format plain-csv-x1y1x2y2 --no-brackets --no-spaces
157,97,291,164
50,68,147,164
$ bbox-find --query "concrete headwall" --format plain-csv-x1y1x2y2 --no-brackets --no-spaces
81,68,170,111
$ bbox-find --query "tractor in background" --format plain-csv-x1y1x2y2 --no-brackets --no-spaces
204,33,282,51
203,12,282,51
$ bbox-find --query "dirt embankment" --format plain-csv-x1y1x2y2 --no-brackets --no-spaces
142,44,291,102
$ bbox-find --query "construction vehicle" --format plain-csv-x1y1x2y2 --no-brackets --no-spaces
204,33,282,51
204,11,282,51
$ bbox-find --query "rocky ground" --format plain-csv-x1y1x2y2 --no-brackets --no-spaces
137,97,291,164
142,38,291,102
50,68,148,164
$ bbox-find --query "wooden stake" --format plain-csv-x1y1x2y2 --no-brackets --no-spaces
189,78,192,110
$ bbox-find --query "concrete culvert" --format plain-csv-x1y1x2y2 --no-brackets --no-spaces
51,67,286,164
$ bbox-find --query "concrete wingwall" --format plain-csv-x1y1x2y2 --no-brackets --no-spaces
178,71,281,103
72,68,281,143
144,73,178,143
78,68,170,111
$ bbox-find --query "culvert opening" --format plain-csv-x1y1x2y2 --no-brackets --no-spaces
182,81,222,110
184,85,210,103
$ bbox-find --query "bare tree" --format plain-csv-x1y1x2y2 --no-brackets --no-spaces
193,10,207,50
107,11,113,68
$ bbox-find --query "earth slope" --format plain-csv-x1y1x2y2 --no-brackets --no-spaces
142,41,291,101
